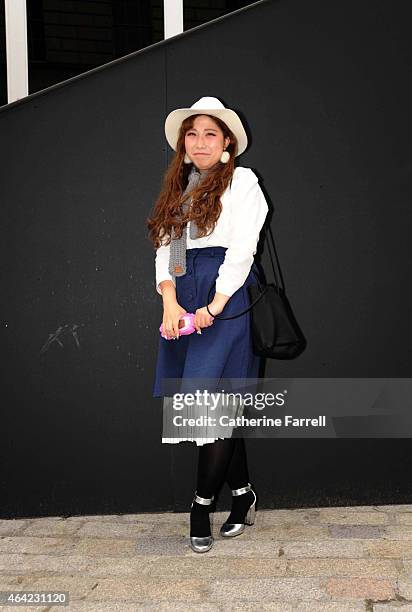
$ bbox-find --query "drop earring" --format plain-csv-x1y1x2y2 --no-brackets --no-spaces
220,150,230,163
184,153,191,164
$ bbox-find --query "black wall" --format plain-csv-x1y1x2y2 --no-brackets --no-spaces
1,0,411,518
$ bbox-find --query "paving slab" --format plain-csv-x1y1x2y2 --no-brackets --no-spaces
0,503,412,609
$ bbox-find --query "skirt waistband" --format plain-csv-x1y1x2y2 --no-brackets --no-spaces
186,246,227,258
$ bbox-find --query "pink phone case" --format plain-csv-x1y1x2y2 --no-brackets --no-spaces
159,313,196,339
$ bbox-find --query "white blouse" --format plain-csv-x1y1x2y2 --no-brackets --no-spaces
154,166,269,298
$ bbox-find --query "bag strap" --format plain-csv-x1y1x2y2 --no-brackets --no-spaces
205,223,284,320
206,267,268,320
266,223,286,292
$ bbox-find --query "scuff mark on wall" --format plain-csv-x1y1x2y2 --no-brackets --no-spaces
39,324,81,355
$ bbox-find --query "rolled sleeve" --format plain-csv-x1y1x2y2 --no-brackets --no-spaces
155,240,176,295
214,170,269,297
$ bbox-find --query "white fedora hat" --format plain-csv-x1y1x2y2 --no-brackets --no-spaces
164,96,248,157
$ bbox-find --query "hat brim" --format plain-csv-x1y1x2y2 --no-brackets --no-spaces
164,107,248,157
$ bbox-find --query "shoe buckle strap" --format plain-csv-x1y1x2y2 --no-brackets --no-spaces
194,492,214,505
231,483,252,496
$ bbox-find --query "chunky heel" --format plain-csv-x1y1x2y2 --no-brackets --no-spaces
220,483,257,538
245,498,256,525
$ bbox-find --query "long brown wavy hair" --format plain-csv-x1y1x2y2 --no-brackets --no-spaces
147,114,238,249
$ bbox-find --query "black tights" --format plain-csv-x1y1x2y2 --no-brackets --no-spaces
196,436,249,499
190,436,254,536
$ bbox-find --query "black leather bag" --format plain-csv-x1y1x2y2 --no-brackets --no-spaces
206,225,307,359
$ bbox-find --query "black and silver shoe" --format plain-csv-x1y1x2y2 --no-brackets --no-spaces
189,492,214,553
219,482,257,538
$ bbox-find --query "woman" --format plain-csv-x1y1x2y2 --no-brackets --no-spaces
147,96,269,553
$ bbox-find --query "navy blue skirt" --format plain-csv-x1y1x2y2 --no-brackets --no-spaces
152,246,261,399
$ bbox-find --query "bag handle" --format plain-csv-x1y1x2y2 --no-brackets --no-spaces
205,224,284,320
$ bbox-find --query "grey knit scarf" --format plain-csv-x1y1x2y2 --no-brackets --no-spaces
168,164,209,279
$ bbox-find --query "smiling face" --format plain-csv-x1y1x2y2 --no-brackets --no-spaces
184,115,230,171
